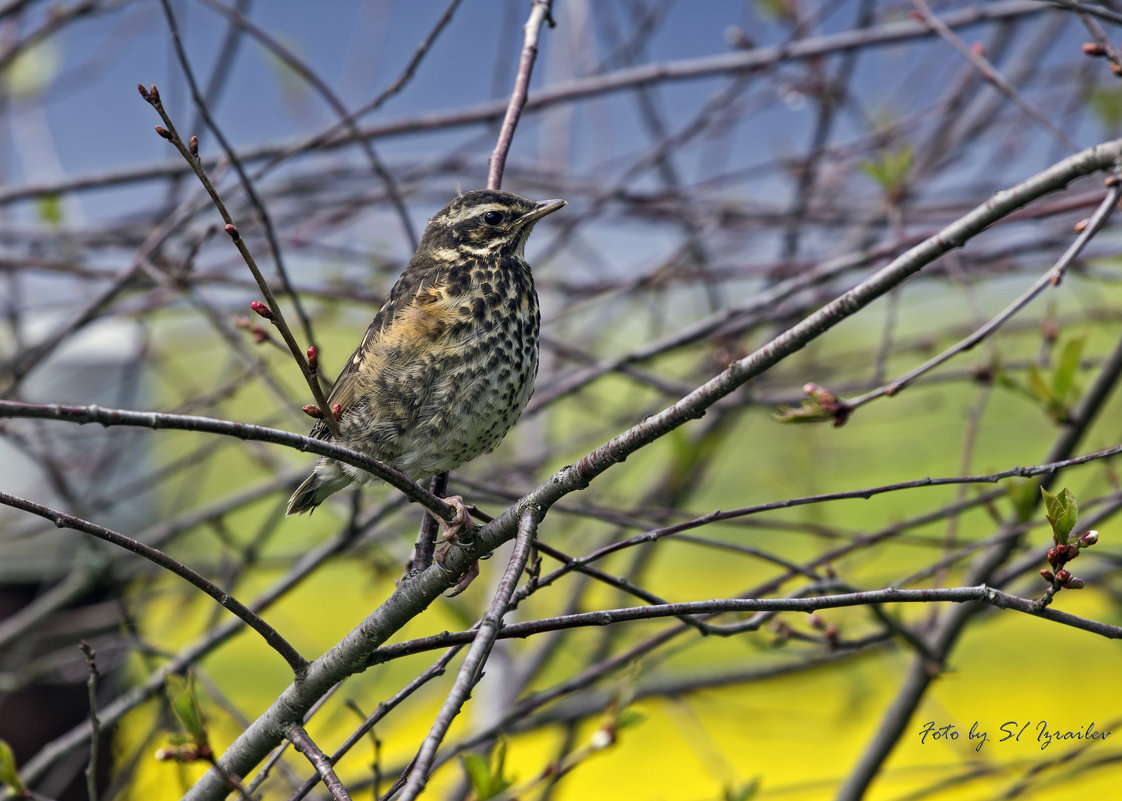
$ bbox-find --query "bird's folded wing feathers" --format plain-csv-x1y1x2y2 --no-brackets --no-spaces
310,276,468,439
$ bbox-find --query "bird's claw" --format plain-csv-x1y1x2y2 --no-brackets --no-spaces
438,495,472,542
444,559,480,596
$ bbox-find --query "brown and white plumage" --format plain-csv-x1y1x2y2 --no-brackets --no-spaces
287,189,565,516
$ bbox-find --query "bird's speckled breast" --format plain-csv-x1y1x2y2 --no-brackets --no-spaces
335,253,539,481
398,254,539,478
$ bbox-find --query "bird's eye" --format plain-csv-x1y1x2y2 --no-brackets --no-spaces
482,210,504,226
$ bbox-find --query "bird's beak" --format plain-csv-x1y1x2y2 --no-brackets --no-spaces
522,198,566,224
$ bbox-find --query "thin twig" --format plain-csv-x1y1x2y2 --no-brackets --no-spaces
137,83,338,437
284,726,352,801
0,492,308,673
846,180,1122,409
362,583,1122,665
79,641,100,801
411,473,447,574
487,0,556,190
195,0,417,249
157,0,324,353
911,0,1079,152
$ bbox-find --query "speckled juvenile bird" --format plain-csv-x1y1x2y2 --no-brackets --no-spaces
286,189,565,518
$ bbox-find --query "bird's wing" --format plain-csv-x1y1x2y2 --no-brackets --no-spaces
309,273,465,440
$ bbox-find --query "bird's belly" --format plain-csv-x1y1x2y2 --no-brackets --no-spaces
393,350,537,479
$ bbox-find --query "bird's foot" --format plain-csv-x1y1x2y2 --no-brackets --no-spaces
438,495,472,542
443,560,480,597
434,495,481,595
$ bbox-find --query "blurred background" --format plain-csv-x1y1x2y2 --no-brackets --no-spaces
2,1,1122,799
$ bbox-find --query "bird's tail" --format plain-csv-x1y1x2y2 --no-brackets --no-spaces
286,470,353,516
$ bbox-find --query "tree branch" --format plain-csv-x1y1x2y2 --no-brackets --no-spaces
179,137,1122,801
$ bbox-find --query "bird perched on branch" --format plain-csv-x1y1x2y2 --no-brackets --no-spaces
287,189,565,521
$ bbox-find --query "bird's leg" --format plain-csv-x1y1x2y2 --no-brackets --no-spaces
433,495,481,595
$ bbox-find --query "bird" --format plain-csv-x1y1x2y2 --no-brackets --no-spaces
286,189,565,522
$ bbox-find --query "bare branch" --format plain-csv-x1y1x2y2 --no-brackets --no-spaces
0,492,308,673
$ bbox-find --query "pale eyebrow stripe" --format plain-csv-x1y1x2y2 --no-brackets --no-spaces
441,202,516,226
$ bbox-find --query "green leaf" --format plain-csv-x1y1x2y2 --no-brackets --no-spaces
616,708,647,731
724,778,761,801
37,194,63,226
861,145,913,200
772,398,834,424
1041,487,1078,545
1089,86,1122,132
460,752,491,797
263,34,310,108
756,0,795,22
1005,479,1038,523
1051,336,1085,402
1026,364,1051,404
459,742,513,800
0,739,26,796
165,673,207,744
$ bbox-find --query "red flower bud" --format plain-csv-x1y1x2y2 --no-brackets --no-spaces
1083,42,1107,56
249,300,273,320
1066,577,1086,590
1040,569,1054,582
189,135,199,158
1055,569,1072,585
331,403,342,421
154,126,172,140
306,346,319,371
1078,530,1099,548
224,223,240,241
302,404,323,419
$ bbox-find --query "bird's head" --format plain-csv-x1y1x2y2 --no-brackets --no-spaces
422,189,566,259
